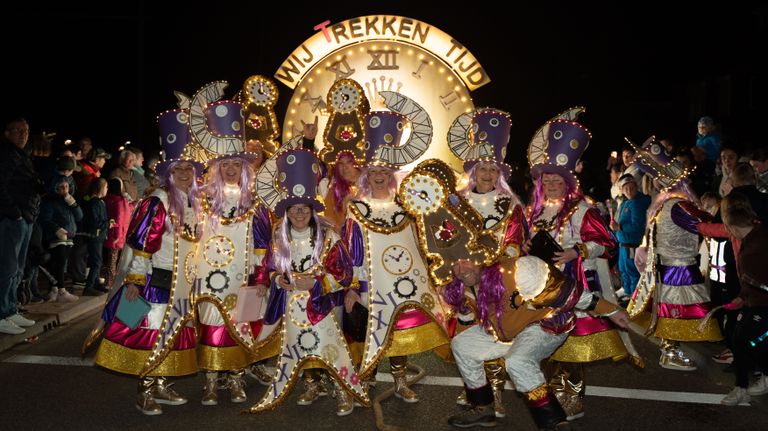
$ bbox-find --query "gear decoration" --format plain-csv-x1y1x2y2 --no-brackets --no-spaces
223,294,238,312
421,292,435,310
393,276,418,300
203,235,236,268
391,210,406,226
494,196,511,214
321,344,340,364
205,269,230,294
297,328,320,353
353,200,372,218
484,215,502,230
320,79,369,165
371,217,389,227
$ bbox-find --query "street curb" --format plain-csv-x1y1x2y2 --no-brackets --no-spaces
0,296,105,354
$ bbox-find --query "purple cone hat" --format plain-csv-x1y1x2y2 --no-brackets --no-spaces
364,111,407,168
463,109,512,178
629,136,689,190
155,109,204,179
204,100,260,163
529,119,591,187
274,149,325,217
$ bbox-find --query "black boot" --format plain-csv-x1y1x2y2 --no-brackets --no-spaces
448,384,496,428
527,387,571,431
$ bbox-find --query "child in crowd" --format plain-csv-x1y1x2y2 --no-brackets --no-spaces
39,180,81,303
81,178,110,295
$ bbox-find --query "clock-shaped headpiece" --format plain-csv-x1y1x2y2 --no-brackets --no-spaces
273,149,325,217
155,108,204,179
448,108,513,178
527,109,591,188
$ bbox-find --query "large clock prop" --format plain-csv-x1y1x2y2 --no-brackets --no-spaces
274,15,491,171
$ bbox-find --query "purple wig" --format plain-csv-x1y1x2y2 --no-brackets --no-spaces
160,160,201,235
330,152,359,213
273,208,331,278
202,156,255,218
442,263,506,331
461,161,521,208
356,165,399,199
527,174,583,233
647,179,700,222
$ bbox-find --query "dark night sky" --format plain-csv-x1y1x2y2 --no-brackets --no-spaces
4,2,766,173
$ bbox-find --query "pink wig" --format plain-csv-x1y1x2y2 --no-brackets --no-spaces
330,152,359,213
527,174,583,232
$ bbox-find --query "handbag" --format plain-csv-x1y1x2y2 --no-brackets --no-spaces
234,286,265,322
342,302,369,342
529,230,564,264
116,288,152,330
149,267,173,291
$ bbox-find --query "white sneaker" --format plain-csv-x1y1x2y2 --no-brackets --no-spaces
0,318,26,335
56,288,79,303
615,287,626,297
7,314,35,327
747,374,768,396
721,387,751,406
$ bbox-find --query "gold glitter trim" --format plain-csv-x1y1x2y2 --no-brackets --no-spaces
550,328,628,363
197,344,253,371
124,273,147,285
384,321,450,357
650,316,723,342
94,338,197,377
251,329,282,363
133,249,151,259
525,384,549,402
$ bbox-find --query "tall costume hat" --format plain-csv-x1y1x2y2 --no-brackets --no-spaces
527,108,591,188
274,149,325,217
174,81,259,165
448,108,512,178
238,75,281,157
363,90,433,168
628,136,690,190
155,109,205,179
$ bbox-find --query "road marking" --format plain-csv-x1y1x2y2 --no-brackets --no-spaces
4,355,742,406
3,354,94,367
376,373,744,406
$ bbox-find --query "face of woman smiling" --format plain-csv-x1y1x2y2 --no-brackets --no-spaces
542,173,566,199
368,167,393,198
287,204,312,231
171,162,195,192
220,159,243,185
474,162,500,193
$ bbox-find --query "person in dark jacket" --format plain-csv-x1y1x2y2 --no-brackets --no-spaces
0,117,43,335
81,178,109,296
39,179,81,303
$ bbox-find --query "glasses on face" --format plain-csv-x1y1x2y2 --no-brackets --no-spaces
8,127,29,134
288,206,312,215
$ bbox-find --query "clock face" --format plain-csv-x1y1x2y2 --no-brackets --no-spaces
244,75,278,107
382,245,413,275
400,173,445,216
203,235,236,268
281,40,476,171
288,291,312,329
330,82,362,113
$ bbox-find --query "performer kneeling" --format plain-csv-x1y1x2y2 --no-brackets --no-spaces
445,256,629,430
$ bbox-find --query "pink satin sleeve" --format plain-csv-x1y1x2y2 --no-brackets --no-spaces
125,196,167,254
502,204,526,249
580,207,616,257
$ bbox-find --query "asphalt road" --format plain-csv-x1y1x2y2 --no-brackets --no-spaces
1,311,766,431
